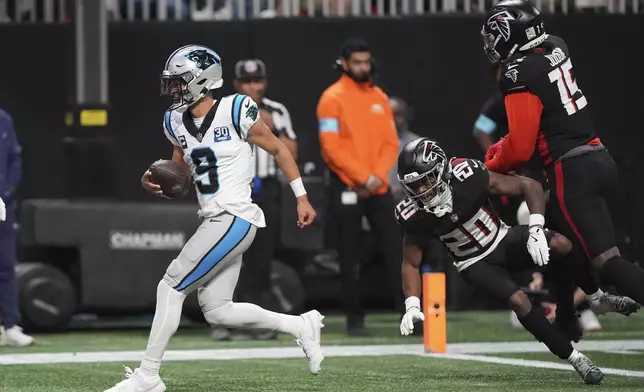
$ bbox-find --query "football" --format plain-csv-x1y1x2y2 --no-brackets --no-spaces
149,159,192,199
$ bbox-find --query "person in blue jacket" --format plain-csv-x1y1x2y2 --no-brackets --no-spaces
0,108,33,346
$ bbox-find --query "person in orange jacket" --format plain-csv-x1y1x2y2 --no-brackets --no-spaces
317,38,404,335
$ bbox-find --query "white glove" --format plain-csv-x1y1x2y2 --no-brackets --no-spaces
0,197,5,222
526,214,549,266
400,296,425,336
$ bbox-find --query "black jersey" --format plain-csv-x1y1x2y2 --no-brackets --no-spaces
395,158,509,270
499,35,597,166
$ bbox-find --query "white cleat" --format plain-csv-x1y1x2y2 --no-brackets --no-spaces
104,366,166,392
0,326,34,347
295,310,325,375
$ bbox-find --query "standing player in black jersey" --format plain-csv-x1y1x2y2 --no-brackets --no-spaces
481,0,644,311
395,138,603,384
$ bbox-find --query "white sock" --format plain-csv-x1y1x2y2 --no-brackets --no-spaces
587,289,604,304
140,280,187,378
568,349,583,361
203,302,304,337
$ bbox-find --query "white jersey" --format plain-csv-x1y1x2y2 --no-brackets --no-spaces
163,94,266,228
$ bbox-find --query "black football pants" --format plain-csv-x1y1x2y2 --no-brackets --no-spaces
546,149,618,261
328,174,405,328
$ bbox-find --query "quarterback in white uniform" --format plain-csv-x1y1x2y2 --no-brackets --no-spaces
105,45,324,392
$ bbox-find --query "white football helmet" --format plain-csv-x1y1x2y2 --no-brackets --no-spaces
161,45,224,110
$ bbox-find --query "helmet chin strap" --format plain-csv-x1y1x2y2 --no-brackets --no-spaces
425,186,454,217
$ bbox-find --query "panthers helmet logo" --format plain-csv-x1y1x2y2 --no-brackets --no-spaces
185,49,220,71
487,10,514,42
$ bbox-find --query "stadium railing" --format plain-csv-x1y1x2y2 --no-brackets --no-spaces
107,0,641,19
0,0,639,24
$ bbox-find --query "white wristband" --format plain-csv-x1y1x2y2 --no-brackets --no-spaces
404,296,421,312
289,177,307,198
529,214,545,228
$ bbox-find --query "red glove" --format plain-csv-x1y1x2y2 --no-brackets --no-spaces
485,137,505,164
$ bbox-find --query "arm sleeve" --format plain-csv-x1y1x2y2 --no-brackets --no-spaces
317,93,371,185
238,95,260,141
485,92,543,173
373,100,400,182
163,111,181,147
473,114,498,135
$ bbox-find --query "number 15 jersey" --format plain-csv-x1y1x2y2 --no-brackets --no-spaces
163,93,266,228
499,35,597,166
394,158,509,271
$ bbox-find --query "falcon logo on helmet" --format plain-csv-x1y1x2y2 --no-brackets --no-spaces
481,1,547,65
397,138,453,217
421,140,442,164
487,10,515,42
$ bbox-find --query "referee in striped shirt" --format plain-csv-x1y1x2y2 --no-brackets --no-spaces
211,59,298,341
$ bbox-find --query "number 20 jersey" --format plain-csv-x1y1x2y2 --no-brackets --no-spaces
499,35,597,166
394,159,509,271
163,93,266,228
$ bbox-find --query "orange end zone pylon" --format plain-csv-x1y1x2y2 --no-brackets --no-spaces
422,272,446,353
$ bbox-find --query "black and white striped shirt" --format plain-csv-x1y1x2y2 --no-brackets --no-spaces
255,97,297,178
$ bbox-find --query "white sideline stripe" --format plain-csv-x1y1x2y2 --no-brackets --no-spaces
428,353,644,378
0,346,420,365
0,340,643,367
602,350,641,355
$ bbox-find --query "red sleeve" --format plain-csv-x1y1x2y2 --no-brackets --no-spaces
485,92,543,173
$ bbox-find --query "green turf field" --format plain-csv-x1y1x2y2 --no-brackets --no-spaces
1,311,643,391
2,311,643,354
3,356,644,392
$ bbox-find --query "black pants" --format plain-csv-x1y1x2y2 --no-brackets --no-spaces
461,226,557,302
0,203,20,328
236,178,281,311
328,174,404,327
546,149,617,261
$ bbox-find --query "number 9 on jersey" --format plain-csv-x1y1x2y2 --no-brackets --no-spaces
191,147,219,194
